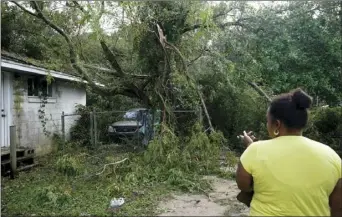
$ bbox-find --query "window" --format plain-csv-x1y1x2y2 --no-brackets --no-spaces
27,76,53,97
123,109,144,122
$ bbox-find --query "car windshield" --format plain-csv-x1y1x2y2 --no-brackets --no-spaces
123,110,139,120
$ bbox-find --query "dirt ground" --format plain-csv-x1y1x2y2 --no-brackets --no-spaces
157,176,250,216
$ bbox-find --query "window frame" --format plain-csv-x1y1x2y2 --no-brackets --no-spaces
27,75,56,103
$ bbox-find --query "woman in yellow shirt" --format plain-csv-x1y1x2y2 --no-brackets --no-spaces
236,88,342,216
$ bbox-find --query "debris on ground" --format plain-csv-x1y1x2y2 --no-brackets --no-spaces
110,197,125,208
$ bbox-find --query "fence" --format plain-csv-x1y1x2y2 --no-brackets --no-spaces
61,108,202,147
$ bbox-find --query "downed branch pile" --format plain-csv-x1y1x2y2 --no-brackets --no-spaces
2,123,231,216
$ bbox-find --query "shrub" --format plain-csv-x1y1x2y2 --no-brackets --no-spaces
56,154,84,176
69,105,92,147
207,87,268,154
35,186,70,207
305,107,342,156
183,123,224,174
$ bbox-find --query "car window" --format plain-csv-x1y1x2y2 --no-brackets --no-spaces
124,111,138,120
124,110,144,121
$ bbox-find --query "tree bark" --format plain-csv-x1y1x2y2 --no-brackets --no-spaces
158,27,214,130
246,81,271,103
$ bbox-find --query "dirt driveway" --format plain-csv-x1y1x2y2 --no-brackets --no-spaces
158,176,249,216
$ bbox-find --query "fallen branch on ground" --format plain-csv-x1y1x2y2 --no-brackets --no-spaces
96,158,128,176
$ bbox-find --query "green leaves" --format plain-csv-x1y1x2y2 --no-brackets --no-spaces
248,2,342,104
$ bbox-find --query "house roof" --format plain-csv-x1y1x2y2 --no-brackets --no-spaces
1,51,105,87
1,58,84,83
1,50,77,73
1,51,82,82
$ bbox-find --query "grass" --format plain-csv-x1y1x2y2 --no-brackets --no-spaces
2,128,236,216
1,145,172,216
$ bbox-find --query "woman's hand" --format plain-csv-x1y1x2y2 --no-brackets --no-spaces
237,131,256,147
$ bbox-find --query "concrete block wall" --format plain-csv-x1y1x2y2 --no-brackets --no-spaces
11,75,86,155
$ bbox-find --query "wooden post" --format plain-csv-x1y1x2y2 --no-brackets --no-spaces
151,109,155,140
137,110,141,146
90,111,94,147
93,108,98,147
61,111,65,143
10,126,17,179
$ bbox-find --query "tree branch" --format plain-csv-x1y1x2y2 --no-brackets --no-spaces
75,1,125,79
15,2,120,96
219,19,248,28
156,24,214,130
246,81,271,102
181,6,237,34
95,158,128,176
182,18,249,34
15,1,151,104
11,1,38,18
93,1,105,24
187,48,209,67
29,1,80,70
100,40,125,77
72,1,85,12
81,64,148,79
141,77,154,90
212,7,235,20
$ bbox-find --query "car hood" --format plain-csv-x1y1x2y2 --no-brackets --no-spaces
112,121,142,127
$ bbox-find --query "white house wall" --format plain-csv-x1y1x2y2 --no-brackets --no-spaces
0,71,13,147
11,73,86,155
56,81,86,141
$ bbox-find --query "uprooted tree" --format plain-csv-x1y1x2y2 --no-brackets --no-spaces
7,1,341,149
11,1,253,130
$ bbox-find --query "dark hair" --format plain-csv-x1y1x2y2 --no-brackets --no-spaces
269,88,313,129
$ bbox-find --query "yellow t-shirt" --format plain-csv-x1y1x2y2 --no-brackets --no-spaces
240,136,342,216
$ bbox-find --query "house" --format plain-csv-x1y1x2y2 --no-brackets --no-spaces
1,54,86,155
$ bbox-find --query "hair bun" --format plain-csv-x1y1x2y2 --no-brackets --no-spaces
291,88,312,109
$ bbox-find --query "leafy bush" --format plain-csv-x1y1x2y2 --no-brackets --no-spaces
305,107,342,156
225,151,239,168
69,105,92,147
56,154,84,176
206,86,268,153
36,186,70,207
183,124,224,174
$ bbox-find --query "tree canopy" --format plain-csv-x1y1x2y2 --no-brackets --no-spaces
2,1,342,146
